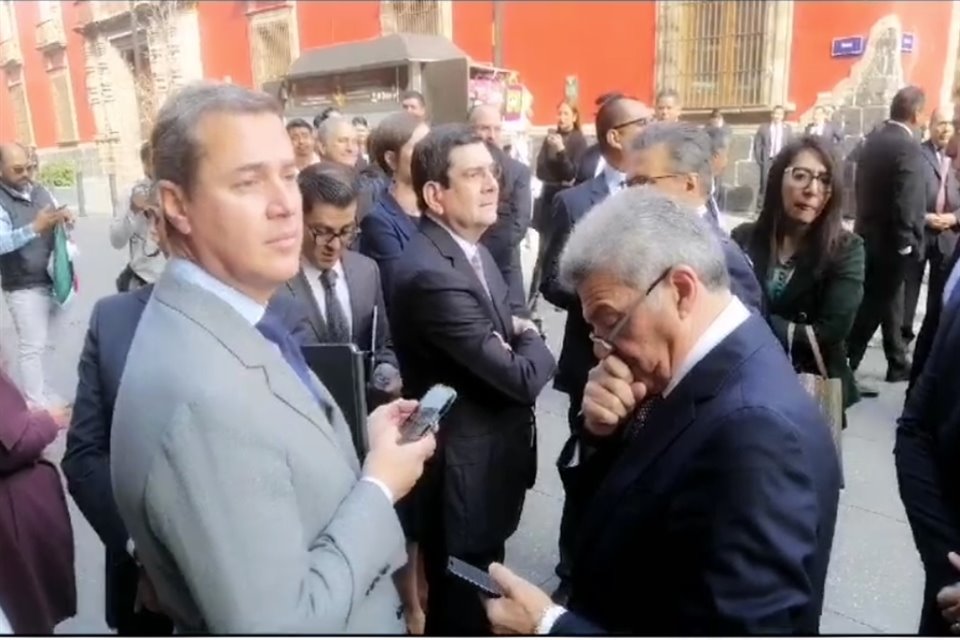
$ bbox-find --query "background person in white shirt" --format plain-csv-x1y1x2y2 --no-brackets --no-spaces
110,141,165,291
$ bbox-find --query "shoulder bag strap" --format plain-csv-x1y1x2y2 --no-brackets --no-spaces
803,324,830,378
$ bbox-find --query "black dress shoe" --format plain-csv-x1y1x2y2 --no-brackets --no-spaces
856,381,880,398
886,368,911,383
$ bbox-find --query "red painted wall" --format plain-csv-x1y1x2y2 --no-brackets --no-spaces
60,0,95,141
452,1,657,125
296,1,380,51
14,1,56,148
789,1,953,116
198,1,253,87
452,1,493,64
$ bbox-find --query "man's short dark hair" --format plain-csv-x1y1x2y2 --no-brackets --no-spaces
351,116,369,128
313,107,341,129
400,90,425,107
890,86,926,123
411,123,483,211
298,162,360,213
286,118,312,133
595,92,625,107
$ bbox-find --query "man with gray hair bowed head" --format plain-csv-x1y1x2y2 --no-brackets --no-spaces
109,82,436,633
484,187,841,635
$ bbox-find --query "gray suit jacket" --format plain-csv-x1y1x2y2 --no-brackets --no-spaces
109,266,406,634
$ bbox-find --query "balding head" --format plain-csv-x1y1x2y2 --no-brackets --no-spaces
930,106,957,149
469,104,503,147
0,142,32,191
596,97,653,168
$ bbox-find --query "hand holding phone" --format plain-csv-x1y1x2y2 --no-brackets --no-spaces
398,384,457,443
447,557,503,598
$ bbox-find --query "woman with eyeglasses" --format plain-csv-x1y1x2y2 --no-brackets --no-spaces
732,136,866,413
359,112,430,301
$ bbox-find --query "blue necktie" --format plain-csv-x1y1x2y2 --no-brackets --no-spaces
256,312,330,412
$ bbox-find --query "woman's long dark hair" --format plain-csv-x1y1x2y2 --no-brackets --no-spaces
756,135,846,274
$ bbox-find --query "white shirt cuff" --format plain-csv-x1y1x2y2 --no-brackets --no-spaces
536,604,567,634
361,476,395,505
898,246,912,255
126,538,136,559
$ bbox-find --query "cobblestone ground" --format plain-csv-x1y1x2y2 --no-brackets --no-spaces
0,214,922,634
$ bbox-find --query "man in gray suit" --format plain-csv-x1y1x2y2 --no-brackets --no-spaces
110,81,436,634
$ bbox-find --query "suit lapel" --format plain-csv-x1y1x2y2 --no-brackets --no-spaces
291,269,327,342
341,252,372,347
922,142,943,179
577,318,765,554
153,270,342,449
480,247,513,336
421,217,508,334
589,173,610,206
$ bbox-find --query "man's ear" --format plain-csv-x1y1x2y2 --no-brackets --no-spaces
156,180,191,237
422,181,445,216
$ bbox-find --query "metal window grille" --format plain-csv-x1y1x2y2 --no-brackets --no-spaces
249,11,293,91
50,68,78,142
9,82,34,145
657,0,771,110
381,0,442,36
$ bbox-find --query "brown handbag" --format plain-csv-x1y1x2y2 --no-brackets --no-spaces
788,323,844,477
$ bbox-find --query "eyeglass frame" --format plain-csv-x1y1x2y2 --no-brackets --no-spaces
783,165,832,192
306,224,360,247
612,116,651,130
588,266,673,357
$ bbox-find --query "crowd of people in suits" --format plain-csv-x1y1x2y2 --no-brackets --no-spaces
0,76,959,637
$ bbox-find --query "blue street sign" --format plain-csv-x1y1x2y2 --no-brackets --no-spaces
831,36,865,58
902,33,915,53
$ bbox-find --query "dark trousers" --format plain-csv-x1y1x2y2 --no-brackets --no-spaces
421,513,503,635
903,245,949,338
919,578,953,635
756,160,771,210
112,557,174,636
555,387,584,582
503,247,527,313
847,246,911,375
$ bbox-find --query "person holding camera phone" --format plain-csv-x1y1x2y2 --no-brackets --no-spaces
110,142,166,292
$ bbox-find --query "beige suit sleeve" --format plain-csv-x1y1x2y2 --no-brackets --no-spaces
143,400,405,633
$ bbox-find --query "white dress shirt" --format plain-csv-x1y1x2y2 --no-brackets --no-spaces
302,259,353,335
593,154,608,178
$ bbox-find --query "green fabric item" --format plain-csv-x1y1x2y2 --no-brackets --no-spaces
50,224,76,305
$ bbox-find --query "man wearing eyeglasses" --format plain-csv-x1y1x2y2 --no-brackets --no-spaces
0,142,74,410
537,95,652,601
483,188,841,635
270,162,401,399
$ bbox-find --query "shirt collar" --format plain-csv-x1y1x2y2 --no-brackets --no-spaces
428,215,479,260
166,258,266,326
302,257,344,282
603,164,626,194
662,296,751,398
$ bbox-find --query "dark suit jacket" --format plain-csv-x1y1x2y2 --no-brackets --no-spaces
480,147,532,311
732,224,865,408
896,291,960,635
358,186,420,299
553,315,841,635
910,243,960,389
61,286,151,628
539,175,610,396
804,121,844,147
269,251,397,370
753,122,795,165
919,140,960,259
574,143,603,185
854,121,926,256
389,217,556,553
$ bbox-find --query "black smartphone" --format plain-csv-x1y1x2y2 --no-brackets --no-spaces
398,384,457,443
447,557,503,598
